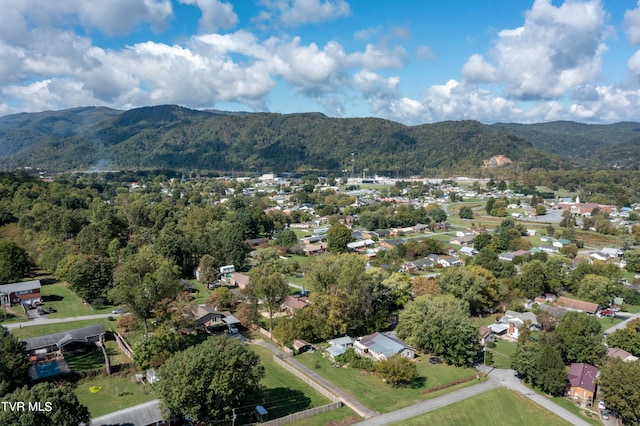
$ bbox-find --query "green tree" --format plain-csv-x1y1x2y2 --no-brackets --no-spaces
599,358,640,425
55,254,113,304
398,294,479,366
375,355,418,387
458,206,474,219
248,263,289,333
437,266,500,315
327,222,353,254
576,274,621,307
0,239,30,283
197,254,219,286
0,325,29,397
156,336,264,423
625,249,640,273
108,247,182,336
517,260,548,298
274,229,299,250
485,197,496,215
555,311,606,365
0,382,90,426
534,343,567,396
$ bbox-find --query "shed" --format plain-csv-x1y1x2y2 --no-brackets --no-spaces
255,405,268,422
292,339,313,353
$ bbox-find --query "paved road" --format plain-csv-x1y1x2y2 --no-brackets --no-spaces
356,367,591,426
3,313,117,331
605,311,640,334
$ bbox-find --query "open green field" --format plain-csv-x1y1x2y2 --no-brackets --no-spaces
74,373,157,417
186,278,212,304
10,318,115,339
40,282,115,317
287,406,360,426
295,349,480,413
398,388,571,426
250,345,331,417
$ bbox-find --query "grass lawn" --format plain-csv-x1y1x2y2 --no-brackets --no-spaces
398,388,571,426
10,318,116,339
598,315,622,330
65,345,108,371
550,396,601,425
295,350,479,413
186,278,212,304
486,339,518,369
0,307,27,324
74,373,157,418
40,283,115,318
247,345,333,423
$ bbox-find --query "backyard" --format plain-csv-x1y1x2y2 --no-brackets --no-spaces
246,344,357,424
295,349,481,413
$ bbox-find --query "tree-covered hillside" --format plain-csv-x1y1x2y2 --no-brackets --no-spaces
0,105,562,174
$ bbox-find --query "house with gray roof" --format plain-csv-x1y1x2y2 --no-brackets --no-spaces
0,280,42,307
354,332,414,361
90,399,166,426
326,336,354,360
22,323,105,355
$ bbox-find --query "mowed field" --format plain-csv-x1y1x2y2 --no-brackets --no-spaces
398,387,571,426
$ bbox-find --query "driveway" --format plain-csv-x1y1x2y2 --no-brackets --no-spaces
3,313,115,331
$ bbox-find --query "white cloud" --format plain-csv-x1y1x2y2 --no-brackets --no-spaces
178,0,238,33
461,54,497,82
629,50,640,75
259,0,351,27
348,44,408,70
624,1,640,45
354,26,381,41
486,0,607,99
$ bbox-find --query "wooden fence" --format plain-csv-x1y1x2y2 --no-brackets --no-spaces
261,401,342,426
113,330,134,360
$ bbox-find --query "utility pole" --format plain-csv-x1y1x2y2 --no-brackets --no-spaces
232,407,236,426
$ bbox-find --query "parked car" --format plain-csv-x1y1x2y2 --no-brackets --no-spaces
111,308,125,314
429,356,442,364
598,400,606,410
601,409,610,420
37,307,45,315
44,306,56,313
228,325,238,334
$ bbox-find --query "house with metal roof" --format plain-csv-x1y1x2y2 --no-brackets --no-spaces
354,332,414,361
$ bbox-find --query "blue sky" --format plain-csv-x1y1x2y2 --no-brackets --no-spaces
2,0,640,125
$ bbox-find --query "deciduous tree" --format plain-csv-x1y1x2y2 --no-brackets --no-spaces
0,325,29,397
0,239,30,283
327,222,353,254
599,358,640,425
156,336,264,423
248,263,289,333
555,311,606,365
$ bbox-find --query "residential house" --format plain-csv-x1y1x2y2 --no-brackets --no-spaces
22,324,105,357
607,347,639,362
90,400,166,426
459,247,479,257
500,310,540,339
413,224,430,233
303,243,327,256
567,363,599,407
325,336,354,360
553,239,571,248
0,280,42,307
401,257,435,273
347,239,375,251
590,252,609,262
539,245,559,254
479,325,496,346
281,295,309,314
227,272,250,290
194,306,241,332
556,296,599,315
379,239,406,249
438,256,463,267
354,332,415,361
450,235,475,246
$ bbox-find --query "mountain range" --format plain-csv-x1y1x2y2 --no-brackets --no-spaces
0,105,638,174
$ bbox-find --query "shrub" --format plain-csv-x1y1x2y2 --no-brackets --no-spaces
374,355,418,387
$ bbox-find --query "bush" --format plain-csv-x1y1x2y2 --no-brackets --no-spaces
336,348,374,372
486,341,496,349
374,355,418,387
